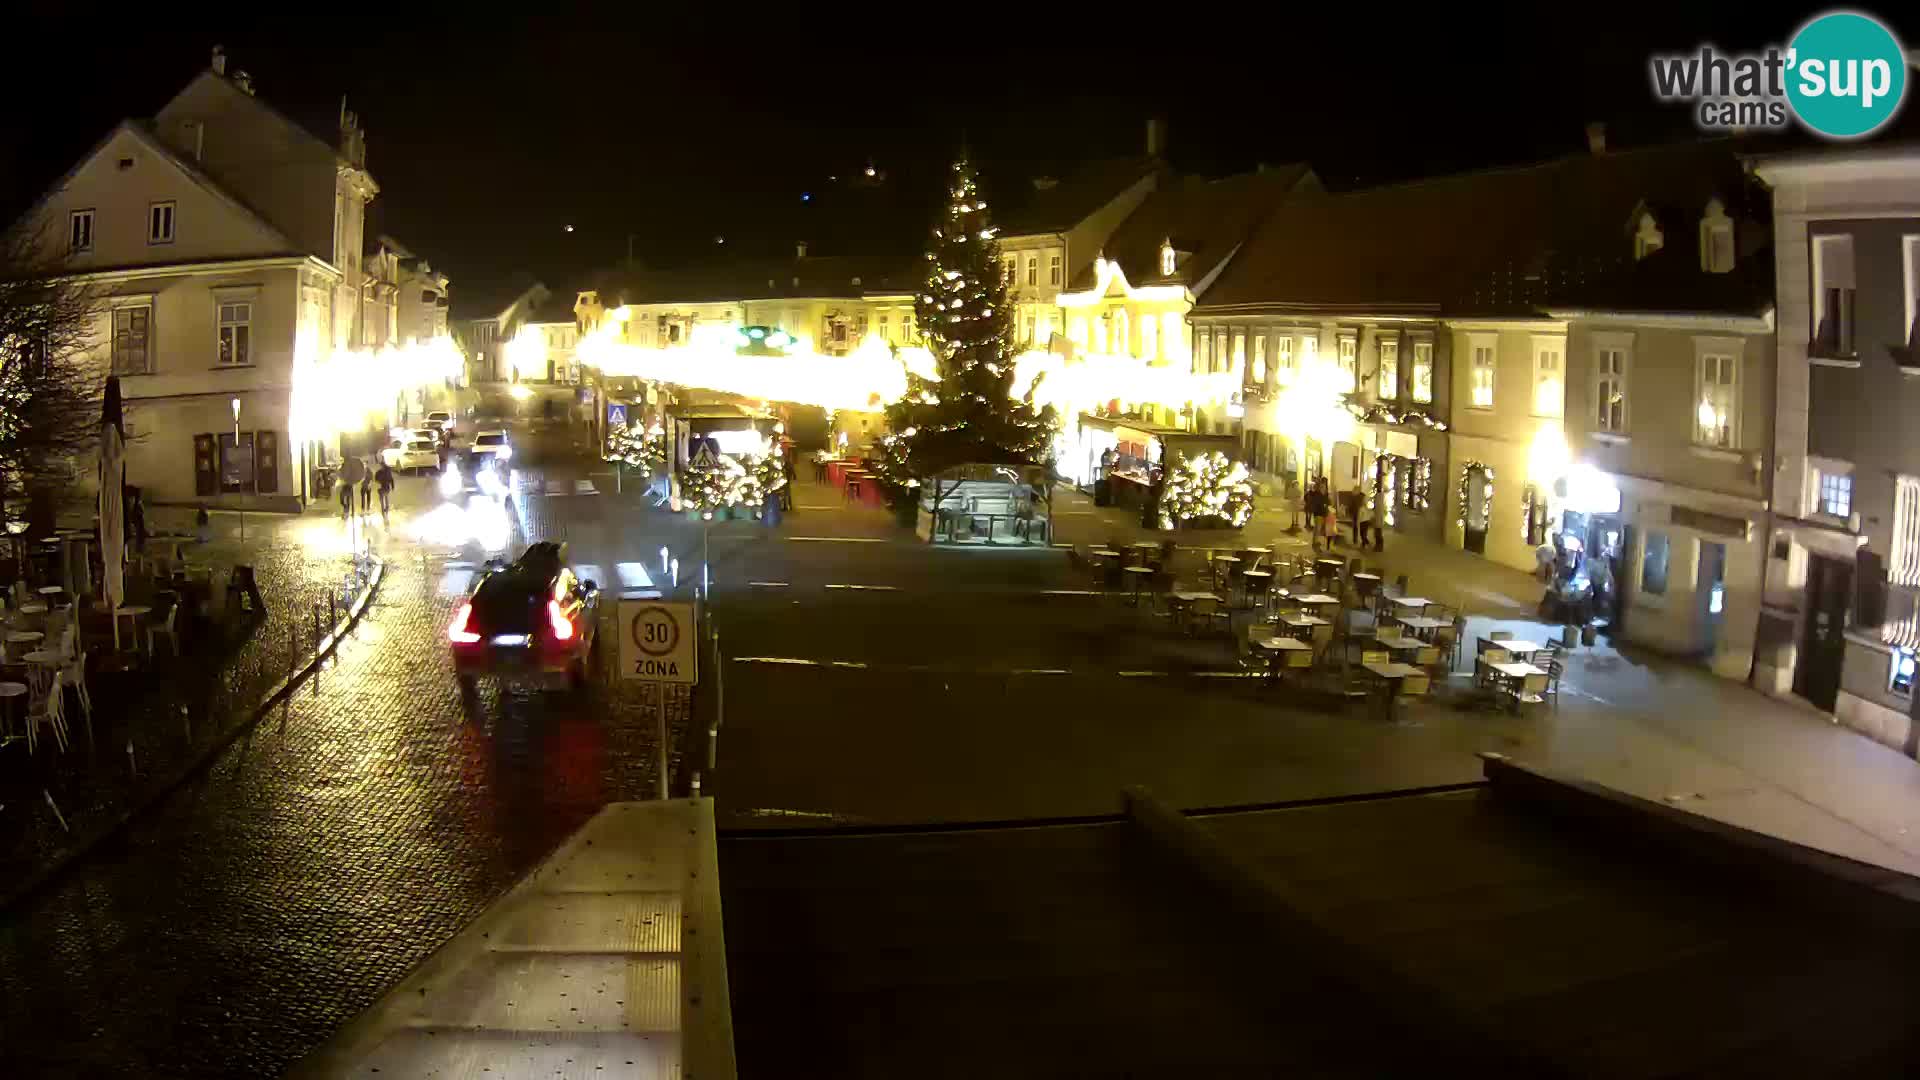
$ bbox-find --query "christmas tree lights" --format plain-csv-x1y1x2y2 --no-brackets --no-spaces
875,158,1058,498
1157,451,1254,530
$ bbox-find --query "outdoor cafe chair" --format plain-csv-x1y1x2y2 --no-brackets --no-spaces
1474,647,1514,690
25,667,66,754
148,604,181,657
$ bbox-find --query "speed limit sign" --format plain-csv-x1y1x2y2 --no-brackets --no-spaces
618,600,697,684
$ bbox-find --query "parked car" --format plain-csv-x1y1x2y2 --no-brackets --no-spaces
449,541,600,689
424,410,455,438
411,427,444,448
381,438,440,472
470,429,513,463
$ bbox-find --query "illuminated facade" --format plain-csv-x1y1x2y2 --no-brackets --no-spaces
993,152,1162,352
1753,147,1920,746
12,48,388,509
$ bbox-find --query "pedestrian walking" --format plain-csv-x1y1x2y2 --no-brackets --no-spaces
1304,478,1329,553
375,461,395,526
341,455,367,520
195,507,213,545
1364,481,1387,551
359,459,373,515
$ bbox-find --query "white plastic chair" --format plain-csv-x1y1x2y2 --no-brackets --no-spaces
63,646,91,732
148,605,180,657
26,667,67,754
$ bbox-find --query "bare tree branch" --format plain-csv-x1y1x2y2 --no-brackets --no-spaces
0,226,105,522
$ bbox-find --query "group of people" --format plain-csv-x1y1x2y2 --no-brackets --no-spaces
335,456,397,525
1301,476,1387,554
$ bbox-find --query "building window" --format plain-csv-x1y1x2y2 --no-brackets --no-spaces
1026,256,1037,287
1596,344,1628,433
218,432,256,493
68,209,94,253
1531,337,1563,417
1893,475,1920,587
1469,338,1496,409
1641,531,1671,595
1160,241,1176,276
1214,329,1229,374
148,201,176,244
1812,233,1855,356
1335,335,1357,392
1049,253,1062,286
879,314,890,341
1194,329,1210,373
1022,315,1034,343
1376,338,1398,399
111,305,152,375
1818,471,1852,519
1694,350,1738,448
1904,235,1920,352
1231,329,1245,375
1141,314,1158,359
217,302,252,366
1251,334,1266,386
1114,311,1130,355
1300,335,1318,375
1003,256,1016,285
1410,340,1433,403
1274,335,1296,387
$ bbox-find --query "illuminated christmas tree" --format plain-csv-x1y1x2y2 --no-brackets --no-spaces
604,424,667,472
1157,451,1254,530
878,157,1056,496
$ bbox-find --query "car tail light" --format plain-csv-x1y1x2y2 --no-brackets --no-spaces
449,602,481,644
547,599,575,641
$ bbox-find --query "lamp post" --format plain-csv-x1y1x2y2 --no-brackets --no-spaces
231,398,244,542
5,519,27,585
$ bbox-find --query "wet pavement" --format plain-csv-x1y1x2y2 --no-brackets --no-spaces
0,423,684,1078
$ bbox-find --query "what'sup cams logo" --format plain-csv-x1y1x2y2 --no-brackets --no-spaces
1650,10,1911,139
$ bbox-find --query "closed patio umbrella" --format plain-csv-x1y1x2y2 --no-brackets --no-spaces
98,376,126,613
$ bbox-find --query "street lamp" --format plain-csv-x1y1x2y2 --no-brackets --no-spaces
230,398,244,541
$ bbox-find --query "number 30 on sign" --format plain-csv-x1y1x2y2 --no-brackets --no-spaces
618,600,697,684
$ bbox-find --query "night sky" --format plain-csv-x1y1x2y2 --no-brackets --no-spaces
4,8,1913,307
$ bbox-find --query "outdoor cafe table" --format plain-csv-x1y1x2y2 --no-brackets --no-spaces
1362,660,1427,719
1394,615,1449,639
1166,590,1220,633
1488,660,1550,710
1352,571,1382,598
1293,593,1340,612
1492,639,1545,659
1388,596,1433,614
1251,635,1311,680
1240,569,1273,606
1372,633,1426,658
1121,565,1154,604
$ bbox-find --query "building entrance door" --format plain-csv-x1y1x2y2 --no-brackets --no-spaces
1462,464,1490,555
1796,554,1851,711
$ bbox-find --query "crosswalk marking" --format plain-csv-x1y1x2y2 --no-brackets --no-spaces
614,562,654,589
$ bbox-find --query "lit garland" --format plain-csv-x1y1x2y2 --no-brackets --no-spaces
1346,402,1448,430
1455,459,1494,533
1157,450,1254,530
1366,450,1397,527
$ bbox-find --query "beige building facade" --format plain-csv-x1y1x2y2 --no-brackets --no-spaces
15,49,380,509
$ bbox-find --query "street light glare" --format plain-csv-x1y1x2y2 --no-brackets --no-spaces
564,224,575,233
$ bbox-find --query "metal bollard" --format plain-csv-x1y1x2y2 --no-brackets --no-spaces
329,592,337,628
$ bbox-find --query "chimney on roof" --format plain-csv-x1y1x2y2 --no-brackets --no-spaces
1146,115,1167,158
796,241,808,259
1585,121,1607,155
232,70,254,96
211,45,226,76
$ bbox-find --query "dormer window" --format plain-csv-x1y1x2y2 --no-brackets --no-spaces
1700,198,1734,274
1633,211,1664,260
1160,240,1176,277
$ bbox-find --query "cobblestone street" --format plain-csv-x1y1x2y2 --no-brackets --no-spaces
0,437,684,1077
